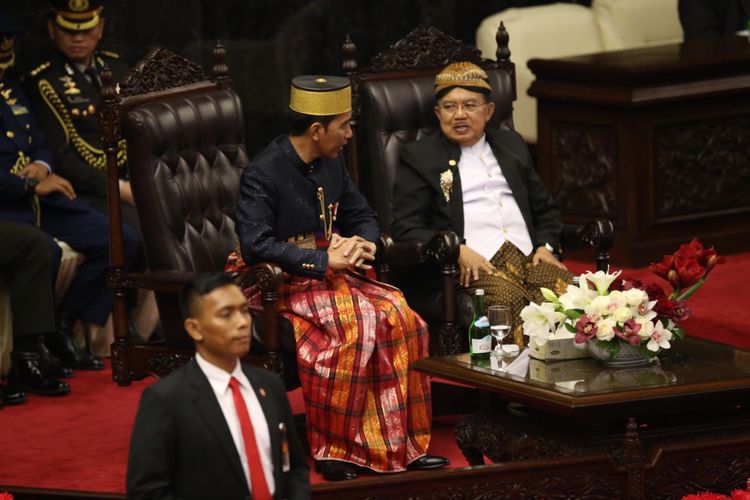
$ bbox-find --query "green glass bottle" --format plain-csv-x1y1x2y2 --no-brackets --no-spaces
468,289,491,360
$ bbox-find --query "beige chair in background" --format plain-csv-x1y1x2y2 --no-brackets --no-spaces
476,0,681,144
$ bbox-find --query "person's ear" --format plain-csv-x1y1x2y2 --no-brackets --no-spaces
47,20,55,40
434,105,441,121
310,122,322,142
184,318,203,342
96,19,105,40
484,101,495,122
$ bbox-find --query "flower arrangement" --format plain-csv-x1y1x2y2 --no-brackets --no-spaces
521,238,724,359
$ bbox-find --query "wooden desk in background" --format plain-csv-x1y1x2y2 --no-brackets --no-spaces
528,36,750,267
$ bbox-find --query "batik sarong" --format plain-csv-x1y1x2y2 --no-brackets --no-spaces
226,253,432,472
469,242,573,345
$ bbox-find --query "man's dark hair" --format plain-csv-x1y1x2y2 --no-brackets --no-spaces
179,273,237,319
287,109,337,136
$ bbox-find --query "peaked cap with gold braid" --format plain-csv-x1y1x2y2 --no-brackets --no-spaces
49,0,104,32
434,61,492,99
289,75,351,117
0,10,25,71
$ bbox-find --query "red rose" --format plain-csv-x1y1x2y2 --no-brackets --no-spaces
674,257,705,287
644,283,667,302
649,255,674,280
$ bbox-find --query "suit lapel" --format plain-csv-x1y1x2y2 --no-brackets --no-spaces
485,130,534,232
439,136,465,238
242,365,282,488
187,360,248,490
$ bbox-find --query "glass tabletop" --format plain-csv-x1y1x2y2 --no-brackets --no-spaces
416,338,750,402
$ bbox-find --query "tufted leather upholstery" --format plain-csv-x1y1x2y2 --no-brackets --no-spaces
124,89,246,276
123,89,249,348
359,70,515,232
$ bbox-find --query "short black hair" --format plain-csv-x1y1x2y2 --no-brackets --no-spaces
179,273,237,319
287,109,337,136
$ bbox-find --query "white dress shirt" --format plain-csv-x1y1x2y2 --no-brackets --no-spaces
458,134,533,259
195,353,275,495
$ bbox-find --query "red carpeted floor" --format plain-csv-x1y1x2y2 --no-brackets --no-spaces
1,253,749,493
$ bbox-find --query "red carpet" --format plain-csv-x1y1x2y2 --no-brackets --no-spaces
1,253,749,494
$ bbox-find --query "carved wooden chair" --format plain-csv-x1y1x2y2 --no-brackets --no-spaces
100,45,297,387
343,24,614,354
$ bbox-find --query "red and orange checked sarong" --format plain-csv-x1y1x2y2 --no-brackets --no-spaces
226,254,432,472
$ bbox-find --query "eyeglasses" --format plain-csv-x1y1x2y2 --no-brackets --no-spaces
437,101,487,115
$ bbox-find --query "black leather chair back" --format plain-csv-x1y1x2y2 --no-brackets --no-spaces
123,89,248,344
358,68,516,232
124,89,248,274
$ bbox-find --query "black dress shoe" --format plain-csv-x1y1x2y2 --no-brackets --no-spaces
407,455,450,471
9,351,70,396
44,330,104,370
36,336,74,379
315,460,358,481
0,382,28,405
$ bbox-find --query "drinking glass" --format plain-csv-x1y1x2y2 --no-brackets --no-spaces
488,304,512,356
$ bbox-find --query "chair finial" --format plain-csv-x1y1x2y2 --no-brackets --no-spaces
496,21,511,63
212,40,231,89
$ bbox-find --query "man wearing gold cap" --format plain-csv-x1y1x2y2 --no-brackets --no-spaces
227,75,448,480
392,61,573,343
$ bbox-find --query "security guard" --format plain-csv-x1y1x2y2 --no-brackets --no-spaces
0,9,139,385
25,0,134,231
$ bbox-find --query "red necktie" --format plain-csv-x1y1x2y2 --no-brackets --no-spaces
228,377,272,500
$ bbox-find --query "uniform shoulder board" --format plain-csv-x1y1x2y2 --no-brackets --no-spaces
29,61,51,78
99,50,120,59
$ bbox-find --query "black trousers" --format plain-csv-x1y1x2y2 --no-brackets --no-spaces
0,221,57,337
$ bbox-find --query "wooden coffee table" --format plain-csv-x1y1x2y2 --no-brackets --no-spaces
414,337,750,466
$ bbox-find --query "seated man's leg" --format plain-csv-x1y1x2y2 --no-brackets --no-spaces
0,221,70,397
39,201,140,369
477,243,573,345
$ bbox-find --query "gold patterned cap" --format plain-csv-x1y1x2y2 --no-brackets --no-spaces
289,75,352,116
49,0,104,31
434,61,491,98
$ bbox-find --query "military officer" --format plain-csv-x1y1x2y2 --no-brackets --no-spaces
25,0,133,229
0,9,139,383
26,0,159,341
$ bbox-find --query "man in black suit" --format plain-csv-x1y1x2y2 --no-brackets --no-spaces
392,61,572,345
679,0,750,39
127,273,310,500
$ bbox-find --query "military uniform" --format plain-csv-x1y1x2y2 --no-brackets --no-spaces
25,50,137,231
0,72,138,327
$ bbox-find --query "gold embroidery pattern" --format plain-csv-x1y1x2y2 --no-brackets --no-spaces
316,187,338,242
38,78,126,171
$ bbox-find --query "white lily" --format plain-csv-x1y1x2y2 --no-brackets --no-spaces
521,302,566,346
580,270,622,296
558,282,596,310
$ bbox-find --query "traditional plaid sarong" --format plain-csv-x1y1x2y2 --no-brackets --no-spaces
226,253,432,472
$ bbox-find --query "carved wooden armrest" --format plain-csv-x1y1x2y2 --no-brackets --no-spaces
560,218,615,272
235,262,284,352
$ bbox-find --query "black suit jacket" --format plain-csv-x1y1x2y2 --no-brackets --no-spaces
391,129,562,251
127,360,310,500
679,0,750,39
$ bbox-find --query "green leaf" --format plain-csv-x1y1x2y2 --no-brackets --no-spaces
564,322,577,333
565,309,584,320
671,326,685,341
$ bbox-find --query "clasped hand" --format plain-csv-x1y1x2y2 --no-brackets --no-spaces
17,162,76,199
327,234,376,271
